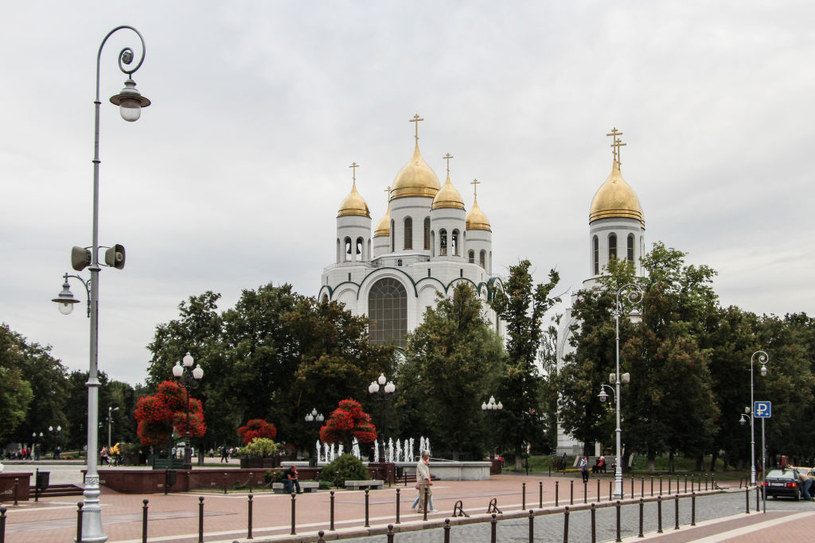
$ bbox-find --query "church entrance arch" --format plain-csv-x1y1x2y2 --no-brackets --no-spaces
368,277,408,347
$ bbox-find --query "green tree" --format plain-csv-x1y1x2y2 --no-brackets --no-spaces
490,260,560,469
0,325,34,443
400,283,506,459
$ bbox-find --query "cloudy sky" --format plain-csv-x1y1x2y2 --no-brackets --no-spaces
1,1,812,385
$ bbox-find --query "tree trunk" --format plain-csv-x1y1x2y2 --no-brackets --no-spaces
668,451,675,474
709,450,719,472
695,453,704,472
647,451,656,473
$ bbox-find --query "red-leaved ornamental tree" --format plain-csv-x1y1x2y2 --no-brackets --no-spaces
319,399,377,449
134,380,207,447
237,419,278,445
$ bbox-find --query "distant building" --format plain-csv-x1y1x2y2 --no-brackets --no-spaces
319,115,503,349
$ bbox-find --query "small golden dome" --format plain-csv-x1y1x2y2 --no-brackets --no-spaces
466,195,491,231
337,180,370,218
391,144,441,199
589,160,644,225
432,174,465,210
374,202,391,237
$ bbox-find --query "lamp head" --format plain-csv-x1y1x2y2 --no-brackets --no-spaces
192,365,204,380
481,402,487,411
384,381,396,394
109,78,151,122
598,389,608,403
368,382,379,394
52,278,80,315
172,362,183,378
183,352,194,368
760,365,768,377
377,373,387,386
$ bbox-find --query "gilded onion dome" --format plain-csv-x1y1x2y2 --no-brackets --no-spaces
391,144,441,199
432,174,465,210
337,179,370,218
589,160,644,225
466,195,491,231
374,202,391,237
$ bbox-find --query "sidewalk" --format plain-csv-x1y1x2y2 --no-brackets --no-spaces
1,472,810,542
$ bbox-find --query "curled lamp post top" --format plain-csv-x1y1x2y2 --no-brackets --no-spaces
752,350,769,376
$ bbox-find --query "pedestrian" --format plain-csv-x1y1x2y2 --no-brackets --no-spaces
282,465,302,494
220,445,229,463
580,456,589,483
411,450,435,512
798,469,813,500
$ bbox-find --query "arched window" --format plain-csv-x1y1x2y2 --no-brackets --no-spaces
356,237,364,260
468,250,475,263
423,217,430,250
390,219,395,252
452,229,460,256
593,235,599,275
344,237,352,261
609,233,617,261
404,217,413,250
627,234,634,262
479,250,486,268
368,278,408,347
440,229,448,256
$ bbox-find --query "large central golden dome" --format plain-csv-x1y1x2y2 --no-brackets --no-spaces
589,161,644,225
391,144,441,199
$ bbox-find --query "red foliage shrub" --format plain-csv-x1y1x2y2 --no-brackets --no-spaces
237,419,278,445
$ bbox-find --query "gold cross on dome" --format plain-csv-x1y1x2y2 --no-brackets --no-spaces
384,185,391,200
410,113,424,143
606,127,626,168
443,153,454,176
349,161,359,183
471,178,480,198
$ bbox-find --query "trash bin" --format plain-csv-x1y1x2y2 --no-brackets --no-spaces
36,471,50,492
165,469,177,490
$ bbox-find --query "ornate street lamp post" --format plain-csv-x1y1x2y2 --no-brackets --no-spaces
107,407,119,449
50,25,149,543
748,350,769,486
480,395,503,459
611,283,643,499
368,374,395,460
172,352,204,468
304,408,325,466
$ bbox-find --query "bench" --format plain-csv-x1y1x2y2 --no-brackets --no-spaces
272,481,319,494
345,479,384,490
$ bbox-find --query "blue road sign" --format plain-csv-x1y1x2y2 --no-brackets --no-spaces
754,401,772,418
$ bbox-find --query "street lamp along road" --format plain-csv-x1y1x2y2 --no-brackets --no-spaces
368,374,395,460
304,408,325,466
747,350,769,486
481,395,503,459
172,352,204,468
50,25,150,543
107,406,119,449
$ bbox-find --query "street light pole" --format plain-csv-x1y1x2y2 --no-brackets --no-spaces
368,374,395,461
304,408,325,466
480,395,503,459
51,25,150,543
107,407,119,449
173,352,204,468
613,283,642,499
749,350,768,486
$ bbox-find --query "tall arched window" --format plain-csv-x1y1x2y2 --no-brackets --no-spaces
479,250,486,268
368,278,408,347
404,217,413,250
452,229,460,256
356,237,364,260
423,217,430,250
609,233,617,261
440,229,448,256
593,235,599,275
468,250,475,263
344,237,352,261
627,234,634,262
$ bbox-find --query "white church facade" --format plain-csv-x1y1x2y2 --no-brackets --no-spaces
319,115,503,348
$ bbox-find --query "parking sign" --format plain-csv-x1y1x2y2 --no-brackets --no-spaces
754,401,772,418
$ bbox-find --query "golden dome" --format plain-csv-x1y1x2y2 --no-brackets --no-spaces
337,180,370,218
466,195,491,231
589,160,644,225
432,174,465,210
391,144,441,199
374,202,391,237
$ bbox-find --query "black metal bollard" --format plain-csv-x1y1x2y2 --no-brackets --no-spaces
423,486,429,521
34,468,39,502
563,506,570,543
0,506,6,543
528,509,535,543
364,489,370,527
659,477,663,496
684,475,688,493
387,524,395,543
746,486,751,513
330,490,335,531
631,476,634,498
692,492,696,526
583,481,587,504
555,481,559,506
491,513,498,543
755,484,760,512
539,481,543,508
13,479,18,507
223,472,228,494
615,500,622,542
396,487,401,524
317,530,326,543
248,472,253,493
444,518,451,543
522,482,526,510
657,495,663,533
590,503,596,543
198,496,205,543
641,477,644,498
638,498,644,538
247,493,253,539
597,479,601,503
650,476,654,496
668,476,671,495
76,502,84,543
609,480,613,502
290,492,296,535
674,494,680,530
142,499,149,543
570,480,574,505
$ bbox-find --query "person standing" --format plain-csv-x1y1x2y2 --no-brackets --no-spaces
580,456,589,484
798,469,813,500
411,451,435,512
220,445,229,463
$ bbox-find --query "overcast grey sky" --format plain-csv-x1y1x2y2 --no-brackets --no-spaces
1,1,813,385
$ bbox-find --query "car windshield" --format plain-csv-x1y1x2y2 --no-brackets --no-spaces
766,469,795,479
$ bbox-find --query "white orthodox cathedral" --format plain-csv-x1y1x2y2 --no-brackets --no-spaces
319,115,503,348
